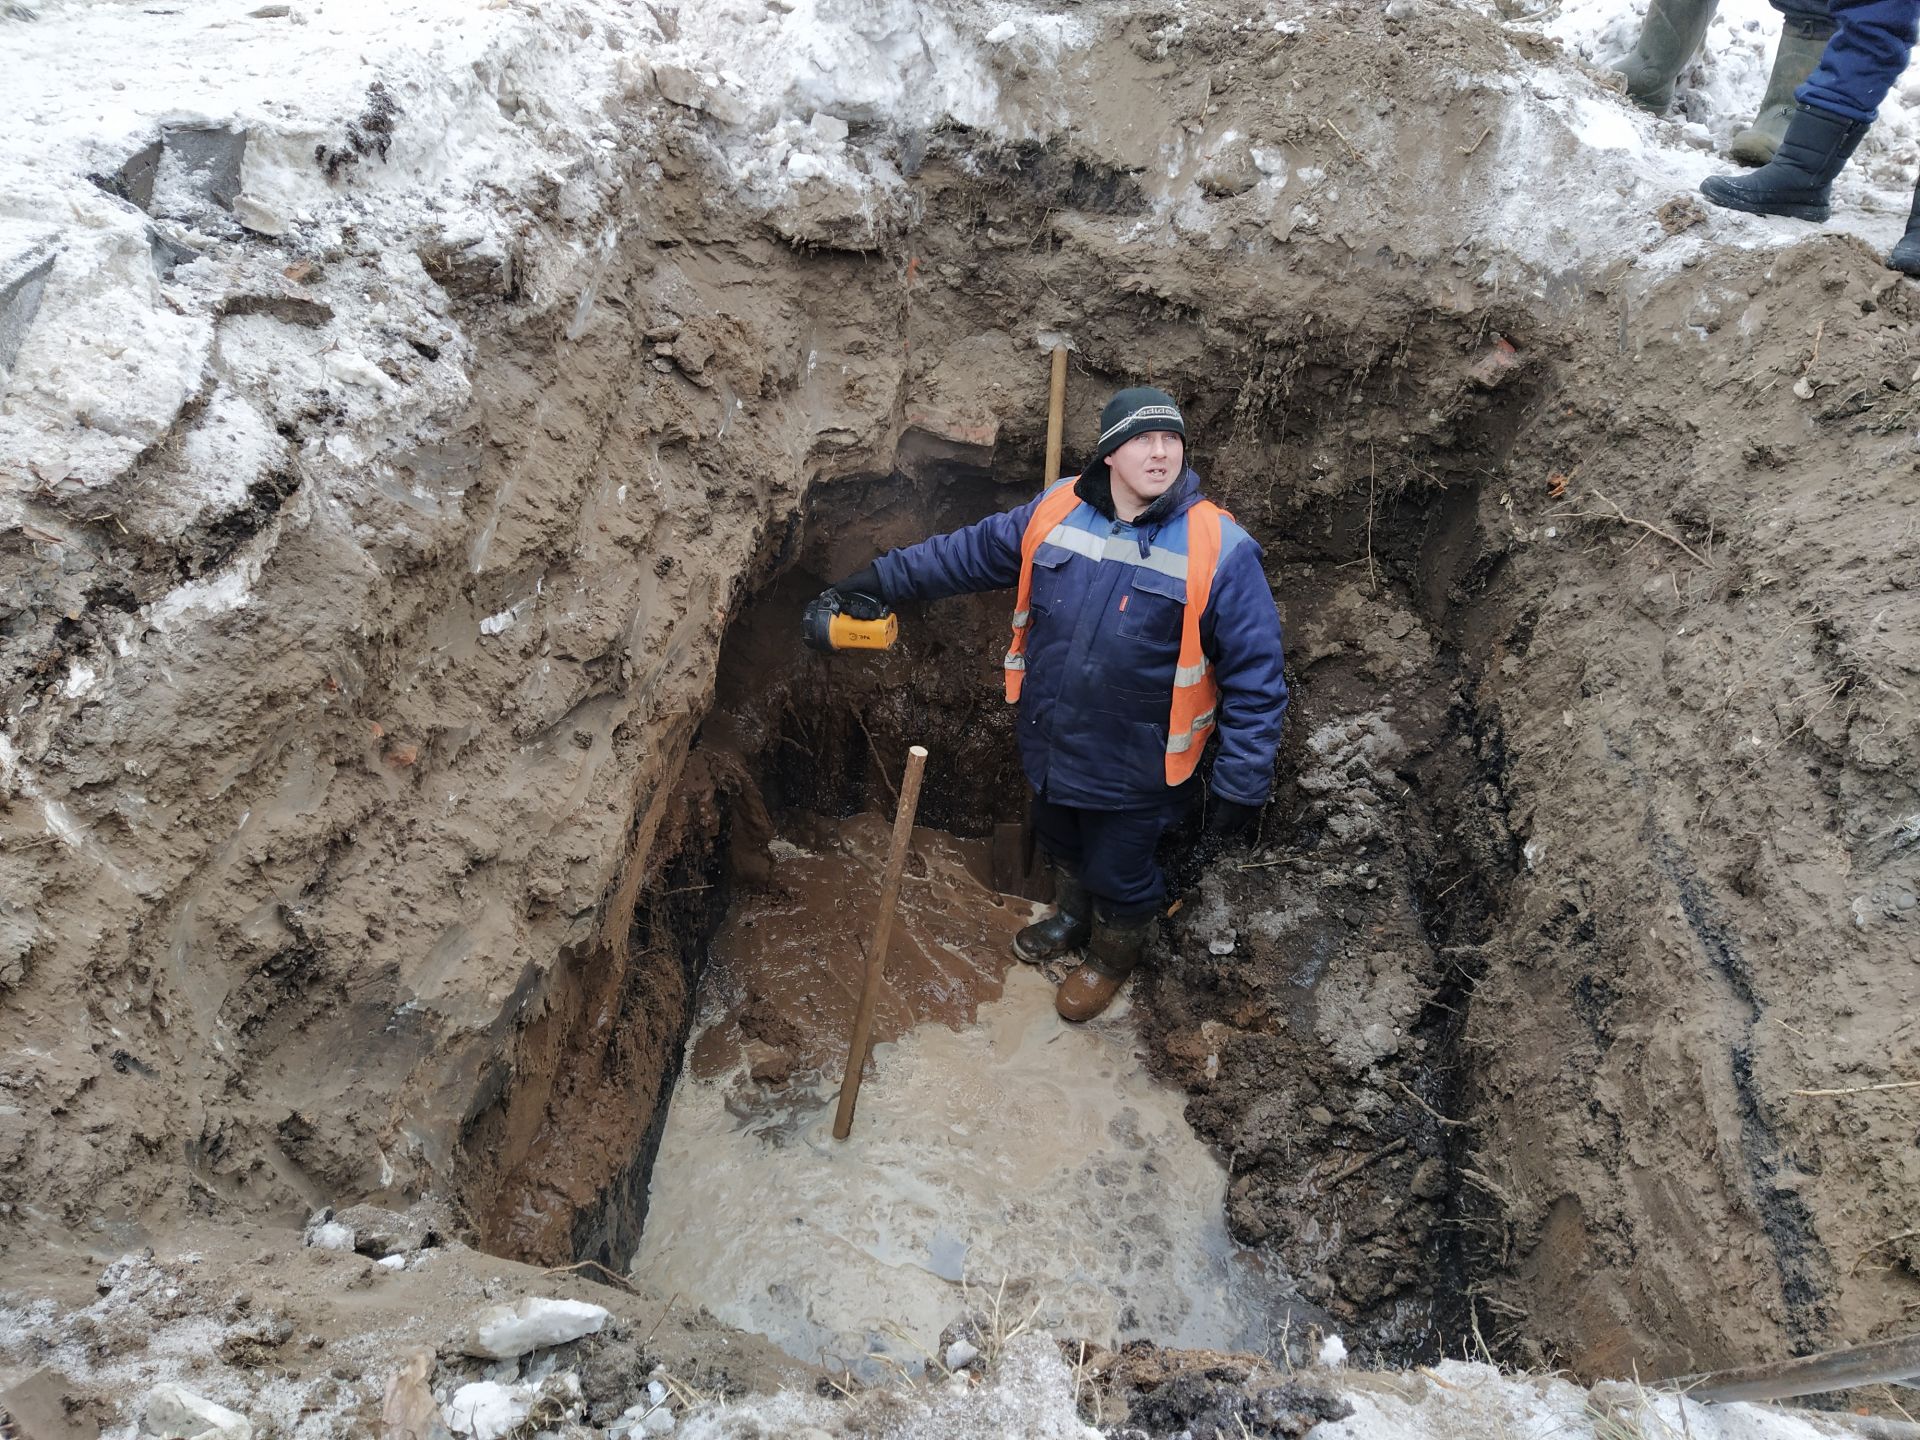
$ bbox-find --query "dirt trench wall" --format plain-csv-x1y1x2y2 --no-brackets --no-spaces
1445,239,1920,1377
0,112,916,1250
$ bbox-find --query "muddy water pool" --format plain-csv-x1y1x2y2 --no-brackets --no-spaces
631,813,1310,1373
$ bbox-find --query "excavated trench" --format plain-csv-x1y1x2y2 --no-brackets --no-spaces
435,122,1917,1386
463,366,1534,1368
14,6,1920,1421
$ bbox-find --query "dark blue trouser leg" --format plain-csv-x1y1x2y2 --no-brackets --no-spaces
1031,794,1188,920
1795,0,1920,121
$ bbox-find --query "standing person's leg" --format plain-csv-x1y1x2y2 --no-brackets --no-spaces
1015,795,1093,963
1700,0,1915,219
1614,0,1722,110
1797,0,1920,120
1730,0,1836,164
1054,802,1186,1022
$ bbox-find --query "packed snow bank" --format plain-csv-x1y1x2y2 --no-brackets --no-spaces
0,0,636,495
663,1353,1871,1439
4,0,1912,517
1315,1362,1890,1440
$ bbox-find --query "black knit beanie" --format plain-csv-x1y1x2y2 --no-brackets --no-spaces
1089,386,1186,468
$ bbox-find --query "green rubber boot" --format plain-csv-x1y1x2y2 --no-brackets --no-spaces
1729,20,1835,166
1612,0,1720,112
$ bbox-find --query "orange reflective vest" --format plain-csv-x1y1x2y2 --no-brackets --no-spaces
1003,482,1226,786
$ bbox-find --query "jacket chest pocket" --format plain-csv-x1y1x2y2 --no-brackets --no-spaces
1114,566,1187,646
1028,545,1075,615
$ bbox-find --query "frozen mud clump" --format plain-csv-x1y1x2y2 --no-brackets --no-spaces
1117,1374,1351,1438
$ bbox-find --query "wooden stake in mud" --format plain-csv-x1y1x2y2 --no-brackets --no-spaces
1044,344,1068,484
832,744,929,1140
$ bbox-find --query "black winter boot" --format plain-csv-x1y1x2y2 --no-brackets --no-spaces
1700,104,1869,222
1890,182,1920,276
1013,866,1092,963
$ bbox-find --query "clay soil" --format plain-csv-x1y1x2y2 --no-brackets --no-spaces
3,0,1918,1426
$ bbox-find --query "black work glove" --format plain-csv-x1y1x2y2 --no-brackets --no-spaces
827,563,889,620
1205,797,1262,841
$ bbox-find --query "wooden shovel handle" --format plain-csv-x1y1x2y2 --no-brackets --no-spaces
832,745,929,1140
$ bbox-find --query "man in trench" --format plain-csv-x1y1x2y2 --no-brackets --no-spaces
817,387,1288,1022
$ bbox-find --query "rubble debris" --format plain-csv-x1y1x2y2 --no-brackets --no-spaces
315,80,401,180
0,1370,95,1440
1119,1372,1351,1439
335,1201,446,1257
378,1350,452,1440
0,238,57,375
143,1386,251,1440
742,1039,794,1084
650,64,751,126
161,126,247,212
459,1297,611,1358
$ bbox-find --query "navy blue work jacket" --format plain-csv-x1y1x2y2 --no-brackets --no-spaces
872,468,1288,811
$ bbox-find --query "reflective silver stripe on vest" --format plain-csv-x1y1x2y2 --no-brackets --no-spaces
1174,658,1211,687
1041,526,1191,582
1165,709,1217,753
1041,526,1104,561
1004,652,1027,671
1011,609,1031,628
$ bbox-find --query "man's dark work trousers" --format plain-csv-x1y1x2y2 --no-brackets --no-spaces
1032,792,1190,920
1797,0,1920,121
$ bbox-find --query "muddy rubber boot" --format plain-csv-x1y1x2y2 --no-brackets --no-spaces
1700,104,1868,221
1055,913,1152,1023
1728,20,1833,166
1612,0,1719,111
1013,868,1091,964
1890,182,1920,276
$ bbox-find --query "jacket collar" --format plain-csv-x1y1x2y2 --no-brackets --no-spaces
1074,464,1202,530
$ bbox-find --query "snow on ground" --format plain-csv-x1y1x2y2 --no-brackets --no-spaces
662,1353,1868,1439
1,0,641,509
3,0,1914,536
1481,0,1918,250
1315,1361,1884,1440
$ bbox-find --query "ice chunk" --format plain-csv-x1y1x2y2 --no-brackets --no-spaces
460,1297,610,1358
305,1221,355,1251
324,348,399,393
442,1382,530,1440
